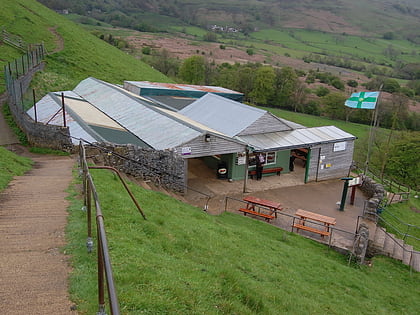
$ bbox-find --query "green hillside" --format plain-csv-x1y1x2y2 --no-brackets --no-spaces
37,0,420,40
0,0,172,95
67,168,420,314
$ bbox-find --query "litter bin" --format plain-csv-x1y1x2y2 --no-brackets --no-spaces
217,162,228,179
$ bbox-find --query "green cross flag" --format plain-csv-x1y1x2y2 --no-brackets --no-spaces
344,91,379,109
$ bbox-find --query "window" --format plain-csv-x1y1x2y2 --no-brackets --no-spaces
248,152,276,166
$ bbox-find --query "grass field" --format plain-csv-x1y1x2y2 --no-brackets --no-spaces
0,147,32,191
0,0,172,95
251,29,420,66
66,168,420,314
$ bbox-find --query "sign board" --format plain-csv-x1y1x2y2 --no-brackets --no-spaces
181,147,192,155
333,141,346,152
236,156,246,165
348,177,362,187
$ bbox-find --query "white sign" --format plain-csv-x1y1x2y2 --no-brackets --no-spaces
333,142,346,152
181,147,192,155
236,156,246,165
349,177,361,187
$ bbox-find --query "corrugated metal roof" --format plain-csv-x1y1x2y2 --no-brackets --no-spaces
238,126,356,151
26,92,98,145
73,77,204,150
125,81,242,95
179,93,266,137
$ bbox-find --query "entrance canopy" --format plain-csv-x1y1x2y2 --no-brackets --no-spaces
238,126,356,152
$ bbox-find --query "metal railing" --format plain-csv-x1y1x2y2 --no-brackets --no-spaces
79,139,213,211
354,162,418,197
363,199,420,248
378,211,420,246
79,142,147,314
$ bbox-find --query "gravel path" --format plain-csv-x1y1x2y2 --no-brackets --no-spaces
0,150,77,314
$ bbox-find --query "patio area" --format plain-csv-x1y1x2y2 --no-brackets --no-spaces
184,158,368,250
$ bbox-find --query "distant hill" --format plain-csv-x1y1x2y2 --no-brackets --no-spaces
0,0,171,95
37,0,420,41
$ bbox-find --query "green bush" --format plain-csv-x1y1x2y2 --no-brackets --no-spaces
315,86,330,97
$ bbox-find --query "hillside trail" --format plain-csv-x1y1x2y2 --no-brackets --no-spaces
0,144,77,314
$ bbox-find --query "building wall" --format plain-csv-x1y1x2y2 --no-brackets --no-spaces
86,143,186,192
307,140,354,182
174,134,245,159
227,150,290,181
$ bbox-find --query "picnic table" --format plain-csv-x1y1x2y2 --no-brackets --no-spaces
238,196,283,222
291,148,308,167
292,209,336,239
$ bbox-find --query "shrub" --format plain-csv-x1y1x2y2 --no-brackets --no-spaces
315,86,330,97
246,48,254,56
142,46,151,55
347,79,358,88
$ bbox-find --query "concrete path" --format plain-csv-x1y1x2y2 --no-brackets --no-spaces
0,149,76,314
185,157,366,250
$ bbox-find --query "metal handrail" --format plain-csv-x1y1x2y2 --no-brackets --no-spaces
377,215,420,244
77,138,213,211
79,142,121,315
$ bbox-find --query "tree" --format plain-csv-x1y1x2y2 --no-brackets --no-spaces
149,49,180,77
234,65,256,101
315,86,330,97
273,67,298,109
383,78,401,93
203,32,218,42
249,66,275,105
385,133,420,189
179,55,206,85
322,92,347,120
347,80,358,88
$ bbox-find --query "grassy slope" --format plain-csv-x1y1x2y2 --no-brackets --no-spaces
0,0,172,95
67,169,420,314
0,147,32,191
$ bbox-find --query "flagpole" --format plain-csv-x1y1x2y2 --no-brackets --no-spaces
364,85,383,174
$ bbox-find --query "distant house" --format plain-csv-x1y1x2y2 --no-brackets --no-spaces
27,77,356,185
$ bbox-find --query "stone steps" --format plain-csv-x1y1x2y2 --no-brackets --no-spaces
372,227,420,272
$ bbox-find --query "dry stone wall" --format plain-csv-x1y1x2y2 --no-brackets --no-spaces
86,143,186,193
5,62,72,151
358,174,385,220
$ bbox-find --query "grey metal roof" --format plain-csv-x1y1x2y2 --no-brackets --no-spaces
179,93,266,137
73,77,204,150
238,126,356,151
124,81,243,101
26,92,99,145
145,95,196,111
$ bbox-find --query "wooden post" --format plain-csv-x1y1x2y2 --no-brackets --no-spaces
33,89,37,123
61,92,66,127
243,148,249,193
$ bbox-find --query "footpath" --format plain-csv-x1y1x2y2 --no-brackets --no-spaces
1,99,76,313
0,148,76,314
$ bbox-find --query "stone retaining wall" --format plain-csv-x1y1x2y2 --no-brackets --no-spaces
86,143,186,193
5,62,73,151
358,174,385,220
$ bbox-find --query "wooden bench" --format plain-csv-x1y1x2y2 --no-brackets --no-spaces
248,167,283,179
292,223,330,237
238,208,275,222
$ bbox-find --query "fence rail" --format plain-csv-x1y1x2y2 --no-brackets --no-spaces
223,196,357,249
355,162,418,196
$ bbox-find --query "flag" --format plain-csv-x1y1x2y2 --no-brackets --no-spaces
344,91,379,109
